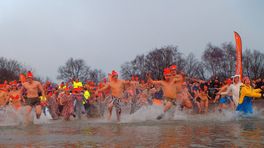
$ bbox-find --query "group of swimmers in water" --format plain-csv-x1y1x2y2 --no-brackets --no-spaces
0,65,263,123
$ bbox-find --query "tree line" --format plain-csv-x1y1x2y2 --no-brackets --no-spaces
0,42,263,83
121,42,264,81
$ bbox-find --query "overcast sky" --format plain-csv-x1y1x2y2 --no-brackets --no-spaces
0,0,263,81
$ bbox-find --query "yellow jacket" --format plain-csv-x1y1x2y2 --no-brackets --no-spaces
73,81,83,88
84,90,91,100
239,84,261,104
83,90,91,104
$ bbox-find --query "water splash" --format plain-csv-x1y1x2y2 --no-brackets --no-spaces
121,105,163,123
0,106,21,126
120,104,264,123
0,106,53,126
1,104,263,126
33,108,53,125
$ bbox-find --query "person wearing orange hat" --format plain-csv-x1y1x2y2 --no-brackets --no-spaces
169,65,177,77
8,80,22,110
20,71,46,120
148,68,183,119
95,70,131,122
214,78,234,111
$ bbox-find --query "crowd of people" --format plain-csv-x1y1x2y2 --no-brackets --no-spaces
0,66,264,122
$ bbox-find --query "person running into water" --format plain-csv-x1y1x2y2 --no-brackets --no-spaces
20,71,46,121
148,68,183,120
128,75,141,114
180,82,193,110
195,84,210,113
236,77,263,115
8,81,22,110
47,88,59,120
169,65,192,109
220,75,242,108
73,88,85,119
214,79,234,111
95,70,130,122
59,87,76,120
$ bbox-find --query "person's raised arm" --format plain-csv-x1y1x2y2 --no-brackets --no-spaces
146,73,163,85
219,85,232,96
95,83,110,95
216,85,228,95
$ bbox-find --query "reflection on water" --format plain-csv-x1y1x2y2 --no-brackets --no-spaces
0,119,264,147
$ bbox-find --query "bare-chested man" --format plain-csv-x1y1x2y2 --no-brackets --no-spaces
169,65,192,110
148,68,182,119
21,71,45,119
95,70,130,122
127,75,141,114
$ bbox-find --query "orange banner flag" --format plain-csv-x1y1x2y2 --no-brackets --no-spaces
234,31,243,79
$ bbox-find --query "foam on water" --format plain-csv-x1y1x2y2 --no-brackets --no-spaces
1,104,264,126
121,105,163,123
33,108,53,125
120,105,236,123
0,106,22,126
120,105,264,123
0,106,53,126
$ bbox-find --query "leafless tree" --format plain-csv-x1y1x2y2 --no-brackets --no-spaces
88,69,106,83
243,49,264,79
0,57,28,83
121,62,134,80
202,43,225,77
184,53,206,79
221,42,236,77
121,46,184,80
57,58,90,82
121,43,263,81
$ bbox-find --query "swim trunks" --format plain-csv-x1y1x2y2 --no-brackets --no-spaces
110,96,121,113
163,96,177,106
219,96,232,104
25,97,41,106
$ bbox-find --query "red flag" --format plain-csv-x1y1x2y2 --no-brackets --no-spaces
234,31,243,79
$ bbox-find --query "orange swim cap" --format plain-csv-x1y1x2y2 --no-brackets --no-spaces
163,68,171,75
112,70,118,76
27,71,33,78
225,79,232,85
170,65,177,70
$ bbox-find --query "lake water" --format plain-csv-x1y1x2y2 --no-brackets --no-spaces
0,101,264,147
